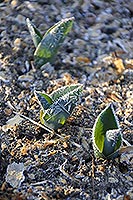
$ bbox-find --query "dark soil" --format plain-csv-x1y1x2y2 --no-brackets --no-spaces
0,0,133,200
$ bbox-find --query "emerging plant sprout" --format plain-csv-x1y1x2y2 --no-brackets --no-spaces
92,104,122,160
26,17,74,67
35,84,82,131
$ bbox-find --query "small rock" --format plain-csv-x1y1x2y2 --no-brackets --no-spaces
74,39,86,47
0,71,11,83
111,188,119,198
126,190,133,200
92,0,105,9
16,14,25,24
85,13,96,26
18,75,34,82
6,114,23,126
11,0,18,9
126,2,133,14
99,33,109,42
96,12,114,23
6,162,25,188
4,108,12,116
101,26,117,34
41,62,54,74
17,74,34,89
129,30,133,40
14,38,21,48
33,80,44,90
24,1,37,12
109,176,119,184
105,7,113,14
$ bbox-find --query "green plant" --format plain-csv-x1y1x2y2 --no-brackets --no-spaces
26,17,74,67
92,104,122,159
35,84,82,130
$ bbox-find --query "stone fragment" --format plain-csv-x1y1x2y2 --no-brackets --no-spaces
6,162,25,188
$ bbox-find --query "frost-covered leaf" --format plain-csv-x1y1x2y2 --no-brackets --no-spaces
26,18,43,48
27,17,74,67
50,84,82,102
35,84,82,130
34,91,53,110
92,104,122,159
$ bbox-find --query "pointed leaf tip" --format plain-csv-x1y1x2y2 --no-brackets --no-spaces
35,91,53,110
26,18,43,48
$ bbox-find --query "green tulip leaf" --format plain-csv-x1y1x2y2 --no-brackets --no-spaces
26,18,43,48
93,104,122,159
35,84,82,130
41,101,70,130
51,84,82,102
27,17,74,67
35,91,53,110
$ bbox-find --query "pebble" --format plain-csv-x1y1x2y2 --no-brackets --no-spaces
18,75,34,82
91,0,105,9
74,39,86,47
129,30,133,40
111,188,119,199
101,26,117,34
28,173,36,181
17,74,34,89
126,190,133,199
24,1,37,12
14,38,21,47
85,13,96,26
16,14,26,24
108,176,119,184
11,0,18,9
120,152,133,165
81,74,87,84
6,162,25,188
32,80,44,90
41,62,54,74
126,2,133,14
4,108,12,116
96,12,114,23
117,195,125,200
99,33,109,42
81,1,90,12
0,71,11,84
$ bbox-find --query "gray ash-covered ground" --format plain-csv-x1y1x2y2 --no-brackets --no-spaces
0,0,133,199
